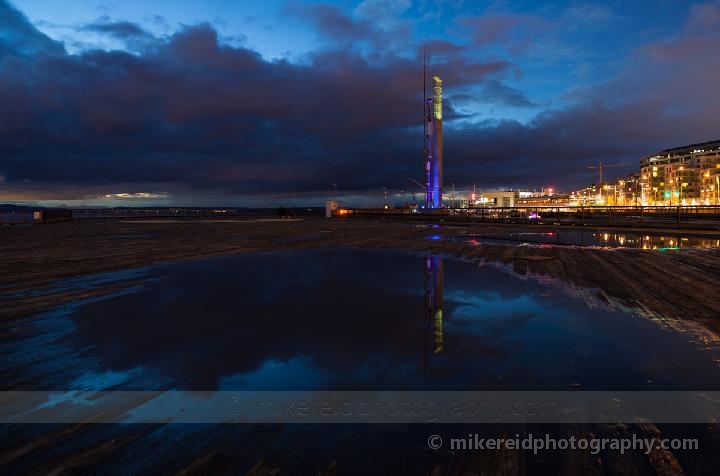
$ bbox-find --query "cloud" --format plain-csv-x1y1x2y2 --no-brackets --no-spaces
564,4,613,25
82,20,151,39
423,39,465,58
78,19,158,52
102,192,167,199
476,80,537,108
0,0,64,57
458,12,549,52
284,1,415,57
2,1,497,202
285,3,376,43
0,0,718,205
353,0,411,28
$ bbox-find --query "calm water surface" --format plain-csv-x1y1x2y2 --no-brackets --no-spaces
8,248,713,391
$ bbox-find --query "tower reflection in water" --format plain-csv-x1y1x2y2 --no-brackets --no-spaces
424,255,444,354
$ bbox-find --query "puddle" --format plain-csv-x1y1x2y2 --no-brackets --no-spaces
445,230,720,249
4,249,720,392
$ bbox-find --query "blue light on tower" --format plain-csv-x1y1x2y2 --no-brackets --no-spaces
425,76,443,208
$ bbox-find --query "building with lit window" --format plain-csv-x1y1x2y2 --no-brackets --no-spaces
639,140,720,205
516,192,571,206
478,191,519,207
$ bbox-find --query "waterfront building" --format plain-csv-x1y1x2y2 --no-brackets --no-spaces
639,140,720,205
516,193,571,206
479,191,519,207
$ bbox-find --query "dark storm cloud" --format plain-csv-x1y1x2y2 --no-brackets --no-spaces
0,1,64,57
0,0,510,200
0,0,719,204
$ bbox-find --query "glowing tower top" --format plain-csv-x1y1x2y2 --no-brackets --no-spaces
432,76,442,120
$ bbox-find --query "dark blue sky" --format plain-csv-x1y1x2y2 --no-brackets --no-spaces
1,0,718,206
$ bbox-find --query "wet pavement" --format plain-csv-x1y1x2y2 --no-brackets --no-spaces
3,248,720,474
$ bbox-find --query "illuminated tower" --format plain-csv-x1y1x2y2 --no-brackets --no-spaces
424,76,443,208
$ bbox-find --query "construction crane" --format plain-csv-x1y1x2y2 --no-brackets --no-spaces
588,161,630,184
408,178,426,207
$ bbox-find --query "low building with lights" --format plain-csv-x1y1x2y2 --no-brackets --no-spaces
516,193,571,206
478,191,519,207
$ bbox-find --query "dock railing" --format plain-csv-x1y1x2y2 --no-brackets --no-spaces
337,205,720,229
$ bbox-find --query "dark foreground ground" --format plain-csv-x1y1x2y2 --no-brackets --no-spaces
3,217,720,330
2,217,720,474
